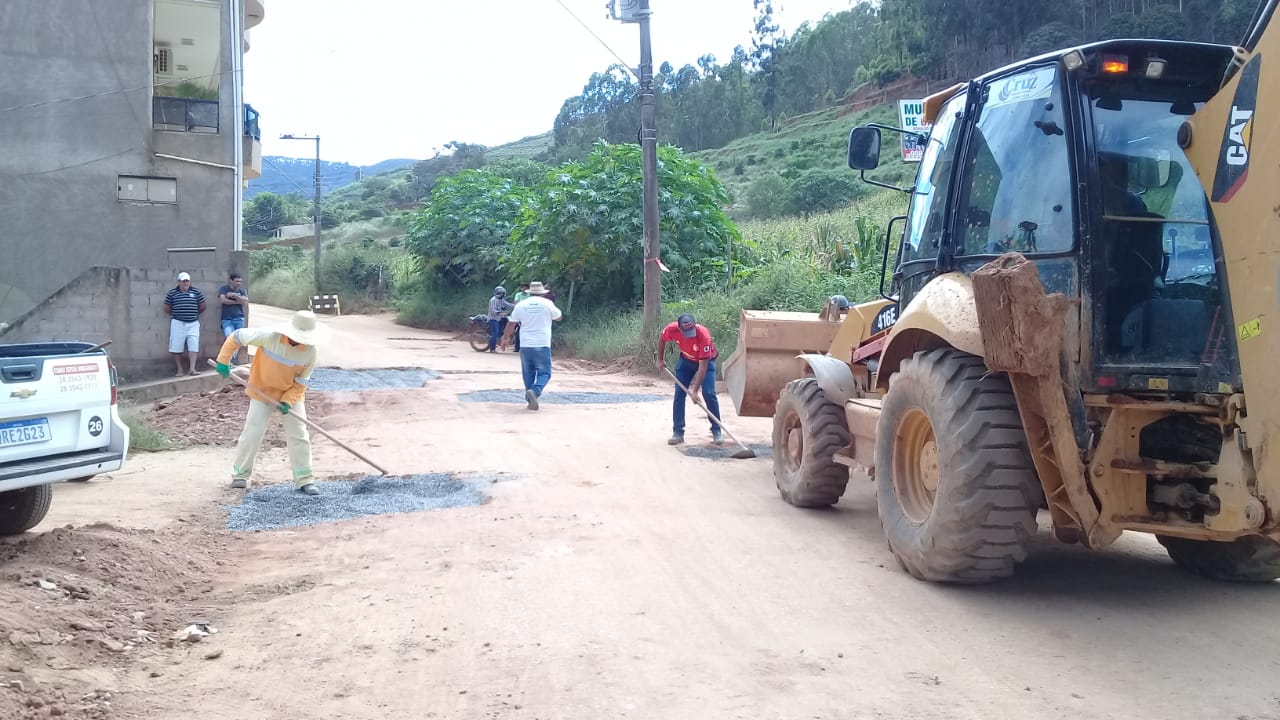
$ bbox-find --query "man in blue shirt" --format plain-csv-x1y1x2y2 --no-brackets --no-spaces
218,273,249,364
164,271,206,376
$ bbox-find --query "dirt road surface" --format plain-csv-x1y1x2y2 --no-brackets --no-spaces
6,306,1278,720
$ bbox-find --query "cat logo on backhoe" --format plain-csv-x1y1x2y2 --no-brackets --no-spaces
1213,55,1261,202
1226,106,1254,166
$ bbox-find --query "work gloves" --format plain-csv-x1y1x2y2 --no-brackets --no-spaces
215,362,231,379
278,402,291,415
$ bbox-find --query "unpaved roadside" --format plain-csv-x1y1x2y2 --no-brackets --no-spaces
8,307,1280,720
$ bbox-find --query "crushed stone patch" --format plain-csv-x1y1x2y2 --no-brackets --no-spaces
225,473,502,531
306,368,440,392
457,389,664,404
679,443,773,460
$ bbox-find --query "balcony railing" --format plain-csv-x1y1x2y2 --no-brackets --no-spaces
152,96,219,133
245,104,260,140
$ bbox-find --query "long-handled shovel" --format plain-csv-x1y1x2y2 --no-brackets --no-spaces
208,360,389,476
663,367,757,460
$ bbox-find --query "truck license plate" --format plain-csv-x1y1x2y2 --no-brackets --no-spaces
0,418,51,448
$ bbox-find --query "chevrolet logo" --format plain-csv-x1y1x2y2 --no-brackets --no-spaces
9,389,36,399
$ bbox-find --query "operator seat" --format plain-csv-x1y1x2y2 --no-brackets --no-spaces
1104,191,1166,355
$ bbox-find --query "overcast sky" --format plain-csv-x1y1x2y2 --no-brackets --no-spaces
244,0,853,165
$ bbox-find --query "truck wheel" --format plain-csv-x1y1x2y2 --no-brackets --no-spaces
1158,535,1280,582
772,378,851,507
0,484,53,535
875,349,1040,583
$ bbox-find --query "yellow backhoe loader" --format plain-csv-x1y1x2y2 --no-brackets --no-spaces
723,0,1280,583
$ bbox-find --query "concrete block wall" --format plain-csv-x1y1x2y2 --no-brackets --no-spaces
0,266,232,383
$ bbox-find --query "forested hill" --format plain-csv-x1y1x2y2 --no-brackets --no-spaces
548,0,1259,163
245,157,417,201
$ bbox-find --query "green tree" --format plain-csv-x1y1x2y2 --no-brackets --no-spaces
243,192,287,235
787,169,860,216
405,169,535,288
1021,21,1084,57
409,141,489,200
506,142,739,307
745,172,790,219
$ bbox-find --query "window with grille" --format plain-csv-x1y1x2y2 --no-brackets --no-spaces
154,47,172,76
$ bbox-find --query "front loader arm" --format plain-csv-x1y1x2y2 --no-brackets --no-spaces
1183,0,1280,526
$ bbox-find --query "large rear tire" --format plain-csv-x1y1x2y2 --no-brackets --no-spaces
0,484,53,535
1158,535,1280,582
772,378,851,508
875,349,1041,583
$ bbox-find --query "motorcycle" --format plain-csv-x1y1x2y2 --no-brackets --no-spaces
468,314,491,352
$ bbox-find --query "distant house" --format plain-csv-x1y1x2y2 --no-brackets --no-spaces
271,223,318,240
0,0,266,379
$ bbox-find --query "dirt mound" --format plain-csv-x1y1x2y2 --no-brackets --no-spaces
553,356,636,375
0,522,233,719
144,386,331,449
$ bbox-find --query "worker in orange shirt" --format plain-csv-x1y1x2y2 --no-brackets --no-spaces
214,310,328,495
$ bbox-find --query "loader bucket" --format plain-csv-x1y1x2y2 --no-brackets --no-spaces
723,310,843,417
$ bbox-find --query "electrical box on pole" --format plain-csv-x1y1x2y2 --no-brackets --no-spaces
608,0,643,23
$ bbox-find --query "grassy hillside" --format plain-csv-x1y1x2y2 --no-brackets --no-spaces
485,132,554,162
692,102,917,214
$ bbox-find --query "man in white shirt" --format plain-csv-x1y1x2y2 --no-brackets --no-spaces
499,281,562,411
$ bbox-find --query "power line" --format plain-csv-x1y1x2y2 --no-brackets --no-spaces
261,156,313,196
549,0,638,79
0,68,235,114
10,145,142,178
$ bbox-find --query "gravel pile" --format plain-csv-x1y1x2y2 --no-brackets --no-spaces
458,389,665,404
680,443,773,460
306,367,440,392
225,473,493,531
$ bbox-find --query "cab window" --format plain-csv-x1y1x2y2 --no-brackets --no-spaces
900,92,966,266
1092,95,1225,367
957,66,1075,256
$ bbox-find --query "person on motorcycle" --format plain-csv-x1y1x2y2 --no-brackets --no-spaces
487,286,515,353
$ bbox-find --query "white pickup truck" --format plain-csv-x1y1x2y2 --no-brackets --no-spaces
0,341,129,534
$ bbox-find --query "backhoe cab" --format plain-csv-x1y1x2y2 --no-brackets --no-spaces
723,10,1280,583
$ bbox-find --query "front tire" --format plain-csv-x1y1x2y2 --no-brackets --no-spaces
875,349,1041,583
0,484,53,535
772,378,851,508
469,325,490,352
1158,535,1280,582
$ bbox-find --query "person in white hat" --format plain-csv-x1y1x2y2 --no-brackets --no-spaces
498,281,562,410
214,310,329,495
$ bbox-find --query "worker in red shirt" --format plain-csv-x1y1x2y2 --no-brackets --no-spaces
658,313,723,446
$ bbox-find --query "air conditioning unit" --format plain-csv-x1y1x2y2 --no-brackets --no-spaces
154,46,173,76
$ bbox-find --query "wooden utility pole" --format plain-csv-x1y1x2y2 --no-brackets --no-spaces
607,0,661,361
638,0,661,363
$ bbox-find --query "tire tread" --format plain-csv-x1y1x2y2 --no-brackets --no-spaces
773,379,851,508
876,350,1040,583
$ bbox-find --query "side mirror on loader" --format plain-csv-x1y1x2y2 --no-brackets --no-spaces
848,127,882,170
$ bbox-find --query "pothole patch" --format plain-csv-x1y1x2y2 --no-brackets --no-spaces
458,389,665,404
306,367,440,392
679,443,773,460
225,473,504,531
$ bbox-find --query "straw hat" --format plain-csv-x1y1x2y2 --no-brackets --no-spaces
527,281,549,295
276,310,329,346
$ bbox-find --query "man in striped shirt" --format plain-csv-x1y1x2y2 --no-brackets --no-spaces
164,271,206,377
